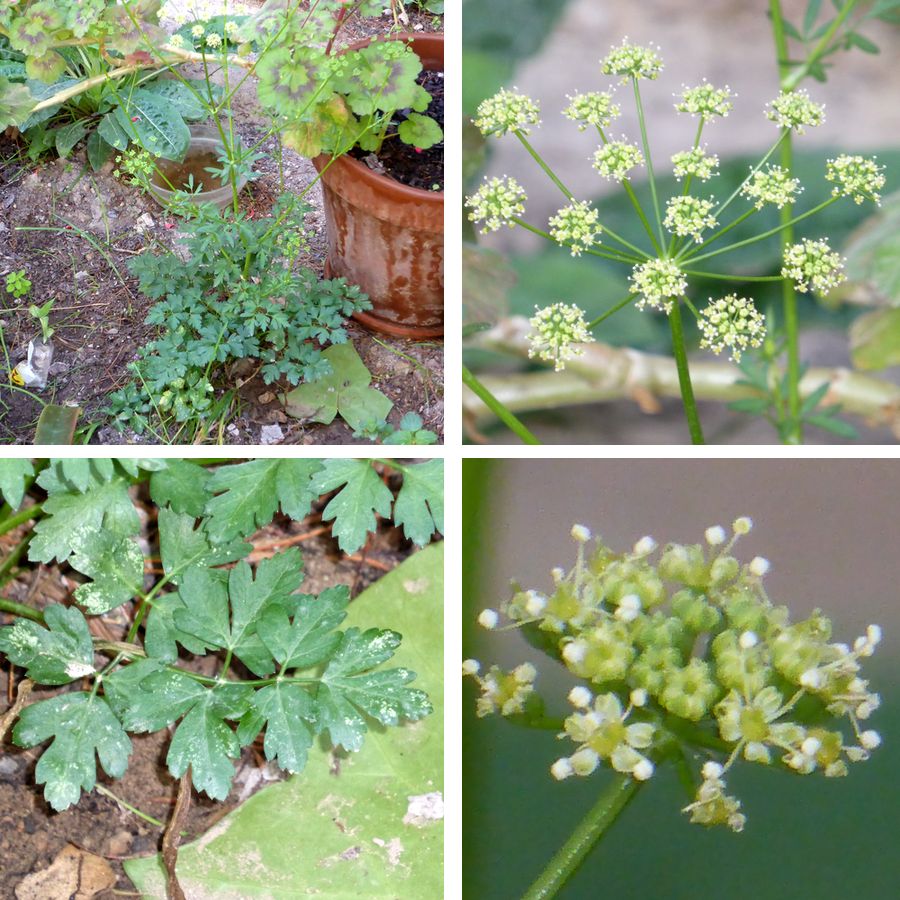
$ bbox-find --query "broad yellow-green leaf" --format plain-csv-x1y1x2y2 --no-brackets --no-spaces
124,542,443,898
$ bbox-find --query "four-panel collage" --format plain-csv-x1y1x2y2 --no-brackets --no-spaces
1,1,899,898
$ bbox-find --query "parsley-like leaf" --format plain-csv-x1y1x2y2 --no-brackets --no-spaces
393,460,444,546
0,459,34,509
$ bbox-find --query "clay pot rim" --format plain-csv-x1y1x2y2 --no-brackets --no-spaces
314,32,444,204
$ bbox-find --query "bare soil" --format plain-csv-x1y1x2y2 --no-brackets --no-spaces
0,469,428,898
0,6,444,446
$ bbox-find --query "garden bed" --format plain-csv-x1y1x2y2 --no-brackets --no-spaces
0,4,444,445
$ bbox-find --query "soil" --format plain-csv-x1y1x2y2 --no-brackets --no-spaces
350,70,445,191
0,4,444,446
0,469,430,898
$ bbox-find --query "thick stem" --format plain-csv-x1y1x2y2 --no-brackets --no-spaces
669,302,705,444
0,597,44,624
462,365,541,445
0,503,41,539
522,774,641,900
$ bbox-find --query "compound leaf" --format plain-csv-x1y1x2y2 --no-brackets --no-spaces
69,530,145,614
250,683,316,773
0,459,34,509
13,692,131,812
156,507,249,585
172,567,231,651
393,460,443,546
311,459,393,554
0,604,94,685
150,461,212,517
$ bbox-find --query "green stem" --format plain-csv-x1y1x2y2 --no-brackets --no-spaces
678,208,757,260
512,218,642,264
587,293,636,330
514,131,574,201
713,132,788,221
462,366,541,445
782,0,861,90
0,534,31,589
683,271,783,283
669,302,705,444
0,503,42,539
0,596,44,624
632,78,666,247
622,181,661,255
522,774,641,900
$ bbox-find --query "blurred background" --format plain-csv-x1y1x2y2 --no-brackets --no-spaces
462,459,900,898
463,0,900,443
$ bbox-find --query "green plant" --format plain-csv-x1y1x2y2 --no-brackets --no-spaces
27,297,54,343
0,457,442,816
382,412,439,444
105,195,369,437
464,0,899,444
465,516,883,898
4,269,31,299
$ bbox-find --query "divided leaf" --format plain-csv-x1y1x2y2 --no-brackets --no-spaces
69,530,145,614
13,692,131,811
0,604,94,685
150,461,212,517
393,459,444,546
0,459,34,509
248,683,316,773
156,507,249,584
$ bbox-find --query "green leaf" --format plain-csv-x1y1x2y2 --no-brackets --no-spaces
804,0,823,34
150,460,212,517
204,459,323,542
800,381,832,416
311,459,394,554
284,343,393,432
248,683,316,773
172,567,231,651
113,87,191,161
54,119,89,158
0,604,94,685
157,507,248,584
125,543,443,898
805,413,859,439
97,110,130,151
729,397,771,414
846,31,879,53
257,585,349,669
393,460,443,546
69,530,145,614
0,459,34,509
850,307,900,370
13,692,131,811
139,78,207,121
86,128,114,171
143,591,213,662
0,76,35,130
397,112,442,149
24,50,67,83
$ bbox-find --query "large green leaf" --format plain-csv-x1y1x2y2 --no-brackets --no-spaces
113,87,190,161
0,459,34,509
125,542,444,898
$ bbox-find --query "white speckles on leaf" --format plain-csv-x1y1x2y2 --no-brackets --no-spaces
402,791,444,827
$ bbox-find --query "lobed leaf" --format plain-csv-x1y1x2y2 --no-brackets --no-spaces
393,460,443,546
0,459,34,509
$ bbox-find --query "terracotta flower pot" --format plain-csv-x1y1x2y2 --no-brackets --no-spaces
313,33,444,339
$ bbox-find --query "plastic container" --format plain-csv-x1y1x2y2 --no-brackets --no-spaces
148,124,247,210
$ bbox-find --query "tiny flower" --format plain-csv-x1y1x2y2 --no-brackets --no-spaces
600,39,664,82
749,556,770,577
826,154,886,204
739,631,759,650
465,176,527,233
675,81,734,119
781,238,846,294
663,195,717,242
569,685,593,708
683,767,745,832
630,688,648,707
859,730,881,750
671,147,719,181
548,201,602,256
697,294,766,363
732,517,753,534
705,525,726,546
592,140,644,181
205,32,222,48
615,594,642,623
526,303,595,372
168,33,186,49
702,761,723,780
633,758,654,780
633,536,657,556
462,659,481,676
563,91,621,130
766,89,825,133
478,608,499,630
551,757,574,780
473,663,537,717
524,590,548,617
630,258,687,314
224,20,241,38
571,524,592,542
740,165,802,209
474,87,541,137
191,24,205,38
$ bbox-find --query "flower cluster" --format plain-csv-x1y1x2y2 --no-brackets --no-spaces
564,91,621,131
766,89,825,133
698,294,767,363
671,147,719,182
782,238,846,294
205,31,222,49
474,88,541,138
465,518,883,832
465,176,527,232
675,82,734,119
549,201,602,256
600,40,664,82
525,303,595,371
826,154,886,204
592,140,644,181
740,165,802,210
630,259,687,314
663,195,718,242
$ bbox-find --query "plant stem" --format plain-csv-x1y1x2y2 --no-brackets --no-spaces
712,131,787,221
587,292,636,330
462,365,541,445
683,271,783,283
0,597,44,624
0,503,41,540
514,131,575,201
678,207,756,260
782,0,861,90
522,774,641,900
668,302,705,444
512,219,642,264
631,78,666,247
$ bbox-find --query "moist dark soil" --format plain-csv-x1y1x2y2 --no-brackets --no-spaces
350,69,444,191
0,471,430,898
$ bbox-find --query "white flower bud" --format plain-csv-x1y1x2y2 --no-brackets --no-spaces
633,536,657,556
856,701,874,720
462,659,481,676
571,524,592,542
632,758,654,781
705,525,726,546
749,556,770,576
513,663,537,684
799,669,823,689
562,640,588,665
551,567,566,583
478,609,499,630
732,516,753,534
551,758,574,780
570,748,600,776
615,594,642,623
860,730,881,750
867,624,882,646
701,761,723,780
525,591,548,617
801,737,822,757
738,631,759,650
568,686,593,709
630,688,648,707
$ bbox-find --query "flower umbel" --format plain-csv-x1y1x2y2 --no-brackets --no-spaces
600,40,664,82
663,195,718,242
464,662,537,718
564,91,621,130
766,89,825,133
671,147,719,181
826,154,886,204
740,165,802,210
474,88,541,138
548,201,602,256
630,258,687,313
592,140,644,181
782,238,846,294
698,294,767,362
526,303,595,371
675,81,734,119
465,176,527,233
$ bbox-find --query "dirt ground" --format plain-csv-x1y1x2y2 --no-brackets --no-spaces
0,4,444,446
0,468,428,898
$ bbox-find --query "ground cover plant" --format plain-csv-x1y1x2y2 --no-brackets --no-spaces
0,1,444,444
0,456,443,896
462,0,900,444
